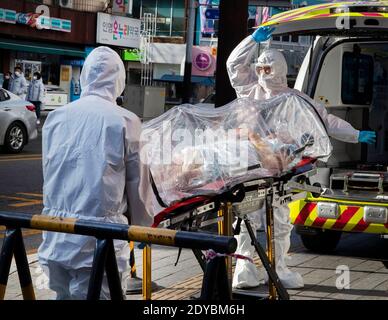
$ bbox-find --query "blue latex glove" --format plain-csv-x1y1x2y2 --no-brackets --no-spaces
358,131,376,144
251,26,275,43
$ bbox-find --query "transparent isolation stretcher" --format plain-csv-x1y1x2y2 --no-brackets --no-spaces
141,93,332,300
141,92,332,220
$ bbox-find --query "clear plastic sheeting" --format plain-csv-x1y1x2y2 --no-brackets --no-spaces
140,93,332,206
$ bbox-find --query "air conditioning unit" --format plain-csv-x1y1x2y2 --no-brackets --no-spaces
59,0,73,8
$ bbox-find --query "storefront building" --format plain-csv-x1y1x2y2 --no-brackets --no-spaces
0,0,100,106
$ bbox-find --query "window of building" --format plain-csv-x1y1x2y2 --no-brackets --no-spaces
135,0,185,37
172,0,185,37
157,0,173,36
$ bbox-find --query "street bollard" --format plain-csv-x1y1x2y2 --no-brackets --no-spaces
142,245,152,300
126,241,143,294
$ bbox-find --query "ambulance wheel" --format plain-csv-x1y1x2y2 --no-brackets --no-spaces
300,229,342,253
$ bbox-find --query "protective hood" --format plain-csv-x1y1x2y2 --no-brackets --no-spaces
256,49,288,97
80,46,125,103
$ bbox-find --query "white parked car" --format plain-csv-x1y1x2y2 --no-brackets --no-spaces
0,88,38,153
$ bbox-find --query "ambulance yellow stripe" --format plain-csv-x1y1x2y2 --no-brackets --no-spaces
365,224,387,234
322,219,335,229
304,205,318,227
342,207,363,232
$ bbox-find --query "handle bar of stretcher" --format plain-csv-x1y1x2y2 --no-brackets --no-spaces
0,211,237,254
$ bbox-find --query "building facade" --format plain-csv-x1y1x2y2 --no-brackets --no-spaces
0,0,105,105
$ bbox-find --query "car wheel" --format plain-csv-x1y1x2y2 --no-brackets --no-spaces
4,122,27,153
300,229,342,253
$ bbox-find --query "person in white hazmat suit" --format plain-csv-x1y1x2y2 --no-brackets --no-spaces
38,46,154,299
227,26,376,289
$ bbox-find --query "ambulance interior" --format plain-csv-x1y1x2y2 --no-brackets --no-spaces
296,38,388,180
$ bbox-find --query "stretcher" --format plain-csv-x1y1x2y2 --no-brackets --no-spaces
141,93,332,300
151,157,322,300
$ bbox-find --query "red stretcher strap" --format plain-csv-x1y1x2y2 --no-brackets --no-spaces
294,157,315,169
152,196,210,228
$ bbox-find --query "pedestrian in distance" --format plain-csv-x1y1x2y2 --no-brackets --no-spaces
2,71,11,91
8,66,28,99
26,71,45,125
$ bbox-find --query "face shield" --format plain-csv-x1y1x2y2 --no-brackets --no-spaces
256,49,288,96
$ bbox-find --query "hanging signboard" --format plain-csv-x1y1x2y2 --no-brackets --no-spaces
0,7,71,32
96,12,140,48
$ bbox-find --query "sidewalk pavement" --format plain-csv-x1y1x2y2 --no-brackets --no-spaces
4,245,203,300
5,241,388,300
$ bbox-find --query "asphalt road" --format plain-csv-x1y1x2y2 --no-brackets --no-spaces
0,117,45,254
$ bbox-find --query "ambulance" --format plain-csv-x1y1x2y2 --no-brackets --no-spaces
263,1,388,253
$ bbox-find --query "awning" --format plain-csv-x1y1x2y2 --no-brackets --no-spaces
159,74,215,86
0,38,86,57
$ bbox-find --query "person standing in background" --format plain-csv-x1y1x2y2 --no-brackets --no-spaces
2,72,11,91
9,66,28,99
26,71,45,125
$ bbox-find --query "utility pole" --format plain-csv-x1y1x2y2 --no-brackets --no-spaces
215,0,249,107
183,0,197,104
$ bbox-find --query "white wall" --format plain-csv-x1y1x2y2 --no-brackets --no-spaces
153,63,182,79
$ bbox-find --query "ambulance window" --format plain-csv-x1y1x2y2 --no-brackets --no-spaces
342,52,374,105
282,35,290,42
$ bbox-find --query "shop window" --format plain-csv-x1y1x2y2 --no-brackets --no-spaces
291,35,299,43
172,0,185,37
132,0,142,18
142,0,157,16
156,0,172,37
137,0,184,37
282,35,290,42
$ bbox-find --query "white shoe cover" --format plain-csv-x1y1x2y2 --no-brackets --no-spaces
263,269,304,289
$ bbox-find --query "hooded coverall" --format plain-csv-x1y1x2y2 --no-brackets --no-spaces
227,35,360,289
38,46,154,299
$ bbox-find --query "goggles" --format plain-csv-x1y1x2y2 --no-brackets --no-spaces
256,65,272,75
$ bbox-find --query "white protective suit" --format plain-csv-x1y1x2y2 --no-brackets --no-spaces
227,36,360,289
38,46,154,299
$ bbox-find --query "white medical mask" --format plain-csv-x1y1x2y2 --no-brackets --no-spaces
4,75,9,80
15,71,21,77
33,76,38,80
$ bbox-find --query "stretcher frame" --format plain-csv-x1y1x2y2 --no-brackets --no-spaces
144,162,322,300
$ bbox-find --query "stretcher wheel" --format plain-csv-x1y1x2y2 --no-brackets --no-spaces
299,228,342,253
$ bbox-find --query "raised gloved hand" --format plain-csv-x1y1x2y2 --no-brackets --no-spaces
251,26,275,43
358,131,376,144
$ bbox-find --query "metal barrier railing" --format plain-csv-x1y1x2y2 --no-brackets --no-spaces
0,211,237,300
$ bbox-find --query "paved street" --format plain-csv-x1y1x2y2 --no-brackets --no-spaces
0,117,45,254
4,233,388,300
1,115,388,300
